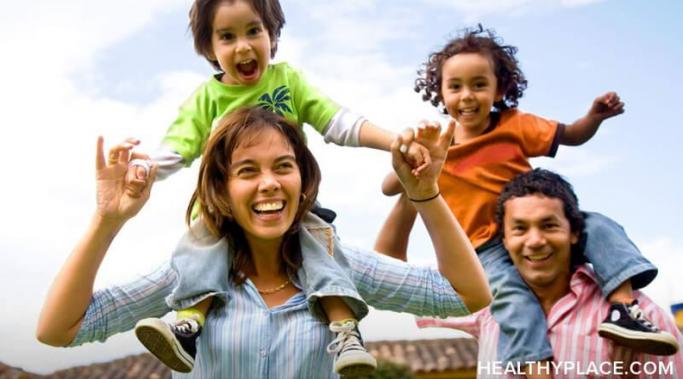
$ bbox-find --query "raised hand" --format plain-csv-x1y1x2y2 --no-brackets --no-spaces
589,91,625,122
391,120,455,201
95,137,156,222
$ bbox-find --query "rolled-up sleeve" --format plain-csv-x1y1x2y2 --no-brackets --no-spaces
343,245,469,318
69,263,177,347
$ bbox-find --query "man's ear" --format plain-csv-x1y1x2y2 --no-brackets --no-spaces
570,231,579,245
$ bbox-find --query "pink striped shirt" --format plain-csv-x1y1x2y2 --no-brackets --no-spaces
418,266,683,378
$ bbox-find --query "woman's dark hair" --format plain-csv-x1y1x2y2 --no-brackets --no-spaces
187,106,320,284
189,0,285,71
415,24,527,114
496,168,586,266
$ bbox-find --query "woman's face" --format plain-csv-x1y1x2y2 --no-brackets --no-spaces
227,127,302,247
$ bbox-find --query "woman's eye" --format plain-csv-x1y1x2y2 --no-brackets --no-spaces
220,32,235,41
236,167,256,176
276,162,294,172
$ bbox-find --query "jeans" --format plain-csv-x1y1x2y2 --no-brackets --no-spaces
481,211,657,364
165,210,368,323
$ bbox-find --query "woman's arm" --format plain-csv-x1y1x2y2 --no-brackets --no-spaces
391,122,491,312
36,137,157,346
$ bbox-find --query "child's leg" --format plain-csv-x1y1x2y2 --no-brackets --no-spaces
581,212,657,296
374,194,417,261
583,212,679,355
322,297,377,376
136,220,233,372
299,215,376,375
478,240,554,367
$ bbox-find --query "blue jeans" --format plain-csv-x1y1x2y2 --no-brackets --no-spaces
481,211,657,364
165,212,369,323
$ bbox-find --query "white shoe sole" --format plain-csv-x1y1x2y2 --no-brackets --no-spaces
135,318,195,372
598,323,680,355
334,350,377,376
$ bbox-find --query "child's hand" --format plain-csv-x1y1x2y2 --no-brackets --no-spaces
107,138,152,199
589,92,625,122
398,129,431,176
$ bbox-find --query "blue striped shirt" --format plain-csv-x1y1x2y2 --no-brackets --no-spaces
71,242,469,378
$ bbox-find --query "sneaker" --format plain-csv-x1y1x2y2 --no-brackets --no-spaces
134,317,201,372
598,300,679,355
326,320,377,376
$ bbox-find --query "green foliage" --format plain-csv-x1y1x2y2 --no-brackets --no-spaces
344,360,414,379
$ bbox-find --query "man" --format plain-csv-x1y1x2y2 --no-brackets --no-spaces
418,169,683,378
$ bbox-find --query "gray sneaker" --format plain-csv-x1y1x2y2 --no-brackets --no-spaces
327,320,377,376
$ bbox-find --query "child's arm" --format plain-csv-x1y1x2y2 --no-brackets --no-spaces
374,194,417,261
560,92,624,146
359,120,430,174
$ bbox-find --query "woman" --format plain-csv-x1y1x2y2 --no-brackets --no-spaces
36,107,490,378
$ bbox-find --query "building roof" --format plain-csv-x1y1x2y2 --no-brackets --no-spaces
368,338,478,373
0,338,478,378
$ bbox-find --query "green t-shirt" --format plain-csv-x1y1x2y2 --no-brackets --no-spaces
162,62,340,165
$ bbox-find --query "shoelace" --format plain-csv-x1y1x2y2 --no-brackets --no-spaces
326,321,364,354
627,303,659,331
174,318,200,334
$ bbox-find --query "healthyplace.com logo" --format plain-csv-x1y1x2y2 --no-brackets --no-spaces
478,360,674,376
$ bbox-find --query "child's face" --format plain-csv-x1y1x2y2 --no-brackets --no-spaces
440,52,502,137
209,0,273,85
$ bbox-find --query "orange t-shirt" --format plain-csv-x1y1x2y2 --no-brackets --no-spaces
439,109,563,248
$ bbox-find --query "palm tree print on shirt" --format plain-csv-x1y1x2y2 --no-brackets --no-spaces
258,85,292,116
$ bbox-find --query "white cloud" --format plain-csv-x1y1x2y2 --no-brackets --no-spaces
639,238,683,311
424,0,606,18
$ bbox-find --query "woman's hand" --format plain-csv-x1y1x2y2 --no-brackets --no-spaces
95,137,156,223
391,120,455,201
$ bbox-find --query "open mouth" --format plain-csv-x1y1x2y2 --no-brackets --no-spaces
252,200,285,215
236,59,259,79
458,107,479,117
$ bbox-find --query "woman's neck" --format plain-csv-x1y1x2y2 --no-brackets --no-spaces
245,237,284,278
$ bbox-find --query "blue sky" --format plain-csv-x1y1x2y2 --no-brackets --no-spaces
1,0,681,373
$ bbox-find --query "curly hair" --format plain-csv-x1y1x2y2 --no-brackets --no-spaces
415,24,527,114
187,107,320,284
189,0,286,71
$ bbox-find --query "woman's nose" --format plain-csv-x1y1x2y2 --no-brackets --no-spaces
258,173,280,192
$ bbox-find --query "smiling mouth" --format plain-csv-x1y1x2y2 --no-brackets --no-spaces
236,59,258,78
458,107,479,117
252,200,285,215
525,252,552,262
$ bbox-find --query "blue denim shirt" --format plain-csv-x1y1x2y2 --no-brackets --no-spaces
71,214,469,378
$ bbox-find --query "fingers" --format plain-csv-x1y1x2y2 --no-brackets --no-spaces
440,120,456,148
96,136,105,170
107,138,140,166
399,128,415,154
125,159,153,198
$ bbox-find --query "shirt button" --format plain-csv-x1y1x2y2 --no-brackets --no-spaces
260,349,267,357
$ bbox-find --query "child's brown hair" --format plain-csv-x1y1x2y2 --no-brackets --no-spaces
189,0,286,71
415,24,528,114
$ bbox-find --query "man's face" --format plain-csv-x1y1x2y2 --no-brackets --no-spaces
502,194,578,290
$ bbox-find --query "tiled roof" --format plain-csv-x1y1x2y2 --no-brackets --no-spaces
368,338,478,373
1,338,477,378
